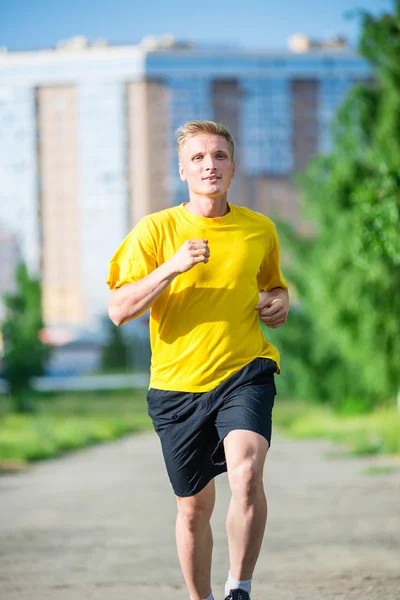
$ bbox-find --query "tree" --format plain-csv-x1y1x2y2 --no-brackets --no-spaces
1,263,50,412
274,3,400,409
101,317,129,372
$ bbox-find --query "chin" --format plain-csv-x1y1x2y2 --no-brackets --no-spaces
203,187,220,196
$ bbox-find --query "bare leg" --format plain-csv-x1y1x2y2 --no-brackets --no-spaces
224,430,269,581
176,480,216,600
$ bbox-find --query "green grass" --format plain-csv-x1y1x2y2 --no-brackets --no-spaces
0,389,152,466
363,465,397,475
273,400,400,456
1,392,399,470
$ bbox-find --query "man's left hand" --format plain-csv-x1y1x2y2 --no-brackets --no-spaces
255,288,289,329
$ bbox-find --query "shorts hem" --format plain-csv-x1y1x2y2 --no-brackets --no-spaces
213,427,272,463
173,468,227,498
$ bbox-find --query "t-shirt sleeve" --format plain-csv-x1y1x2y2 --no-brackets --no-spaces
257,223,288,291
106,218,157,290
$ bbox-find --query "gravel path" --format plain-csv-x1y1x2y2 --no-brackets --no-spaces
0,431,399,600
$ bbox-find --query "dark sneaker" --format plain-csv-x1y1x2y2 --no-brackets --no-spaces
225,590,250,600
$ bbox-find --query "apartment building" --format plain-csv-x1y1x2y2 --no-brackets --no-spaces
0,36,371,327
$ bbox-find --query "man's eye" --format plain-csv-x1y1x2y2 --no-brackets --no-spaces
216,153,227,159
193,155,203,161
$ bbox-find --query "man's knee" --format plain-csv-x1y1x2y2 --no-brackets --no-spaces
224,430,268,504
177,486,215,532
229,457,264,504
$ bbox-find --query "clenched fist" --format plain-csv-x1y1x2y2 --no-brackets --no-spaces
168,239,210,274
256,289,289,328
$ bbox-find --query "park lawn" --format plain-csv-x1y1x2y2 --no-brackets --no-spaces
273,400,400,455
0,392,399,470
0,390,152,467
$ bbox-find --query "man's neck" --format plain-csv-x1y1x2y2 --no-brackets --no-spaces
184,195,230,218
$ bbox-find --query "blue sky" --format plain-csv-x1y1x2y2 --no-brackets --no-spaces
0,0,393,52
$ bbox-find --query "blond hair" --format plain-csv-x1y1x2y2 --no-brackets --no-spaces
176,120,235,160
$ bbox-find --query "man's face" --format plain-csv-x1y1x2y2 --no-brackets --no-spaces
179,134,235,198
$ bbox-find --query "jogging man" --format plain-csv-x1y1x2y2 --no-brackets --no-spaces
107,120,289,600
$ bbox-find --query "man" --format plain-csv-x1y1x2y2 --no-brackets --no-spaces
107,120,289,600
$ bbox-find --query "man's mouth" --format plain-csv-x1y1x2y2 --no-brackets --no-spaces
203,175,220,181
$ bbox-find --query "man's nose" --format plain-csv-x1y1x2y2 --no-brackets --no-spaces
204,156,217,171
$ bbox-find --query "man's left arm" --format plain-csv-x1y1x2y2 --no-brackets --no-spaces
255,287,289,329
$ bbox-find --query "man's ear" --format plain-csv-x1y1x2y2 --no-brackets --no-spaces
179,162,186,182
232,162,236,179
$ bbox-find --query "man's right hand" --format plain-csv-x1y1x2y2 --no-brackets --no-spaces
168,239,210,274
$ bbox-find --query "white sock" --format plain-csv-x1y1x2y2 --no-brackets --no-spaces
190,593,214,600
225,570,252,596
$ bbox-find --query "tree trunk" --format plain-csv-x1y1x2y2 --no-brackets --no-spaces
12,389,36,414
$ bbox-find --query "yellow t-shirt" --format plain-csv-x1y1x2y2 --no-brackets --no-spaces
107,202,288,392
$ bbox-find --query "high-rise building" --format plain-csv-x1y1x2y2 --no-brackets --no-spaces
0,36,372,328
0,229,20,322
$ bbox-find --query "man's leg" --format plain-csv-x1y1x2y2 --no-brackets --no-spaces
223,430,269,583
176,479,216,600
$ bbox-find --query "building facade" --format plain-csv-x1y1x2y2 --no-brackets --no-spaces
0,38,372,328
0,229,20,322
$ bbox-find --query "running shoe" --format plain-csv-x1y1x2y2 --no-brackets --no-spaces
224,590,250,600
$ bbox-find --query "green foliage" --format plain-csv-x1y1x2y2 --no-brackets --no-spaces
1,263,50,412
359,1,400,87
274,4,400,409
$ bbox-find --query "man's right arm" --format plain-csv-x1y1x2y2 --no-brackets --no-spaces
108,238,210,326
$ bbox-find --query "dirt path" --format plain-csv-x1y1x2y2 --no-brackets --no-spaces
0,431,399,600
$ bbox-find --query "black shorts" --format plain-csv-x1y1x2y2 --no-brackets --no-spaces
146,357,277,497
